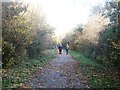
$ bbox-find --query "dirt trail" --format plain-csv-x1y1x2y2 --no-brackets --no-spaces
22,50,89,88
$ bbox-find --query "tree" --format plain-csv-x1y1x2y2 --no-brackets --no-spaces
2,2,29,68
62,1,119,70
96,2,119,68
2,2,55,68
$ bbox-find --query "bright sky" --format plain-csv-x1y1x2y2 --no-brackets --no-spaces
23,0,108,38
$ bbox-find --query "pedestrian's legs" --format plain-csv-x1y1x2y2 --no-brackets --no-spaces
60,49,62,54
66,49,68,55
67,49,68,55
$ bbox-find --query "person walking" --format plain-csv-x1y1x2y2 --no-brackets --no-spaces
58,43,62,54
65,42,69,55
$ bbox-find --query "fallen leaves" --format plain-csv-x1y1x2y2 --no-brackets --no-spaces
3,51,90,88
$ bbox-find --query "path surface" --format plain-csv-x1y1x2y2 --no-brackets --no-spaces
23,51,89,88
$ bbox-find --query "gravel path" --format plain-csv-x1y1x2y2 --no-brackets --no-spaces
22,51,89,88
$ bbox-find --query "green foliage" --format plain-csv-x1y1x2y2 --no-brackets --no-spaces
62,2,119,88
70,50,119,88
95,2,119,68
2,2,55,68
90,75,118,88
69,50,101,67
2,2,29,68
62,1,119,69
2,49,56,88
2,40,15,68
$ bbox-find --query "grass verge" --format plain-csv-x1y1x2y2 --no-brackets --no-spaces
69,50,102,67
69,50,119,88
2,49,57,88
